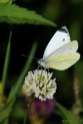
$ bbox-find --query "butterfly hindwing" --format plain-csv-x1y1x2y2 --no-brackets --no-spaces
46,52,80,70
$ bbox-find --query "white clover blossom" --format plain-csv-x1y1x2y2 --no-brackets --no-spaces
23,69,57,101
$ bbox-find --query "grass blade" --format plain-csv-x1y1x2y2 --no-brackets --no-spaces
0,31,12,108
8,41,38,102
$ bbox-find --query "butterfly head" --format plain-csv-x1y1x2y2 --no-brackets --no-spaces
37,58,48,68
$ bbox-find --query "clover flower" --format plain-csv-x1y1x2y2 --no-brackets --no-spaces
23,69,57,101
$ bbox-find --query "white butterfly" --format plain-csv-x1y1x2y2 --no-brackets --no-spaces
38,26,80,70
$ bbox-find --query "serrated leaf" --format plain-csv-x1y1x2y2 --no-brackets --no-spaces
0,97,16,122
54,101,82,124
0,3,56,26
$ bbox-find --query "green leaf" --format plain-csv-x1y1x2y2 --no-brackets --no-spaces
0,0,12,4
54,100,82,124
0,97,16,122
0,3,56,26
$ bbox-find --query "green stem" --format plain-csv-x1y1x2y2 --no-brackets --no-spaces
0,31,12,108
53,99,56,105
23,97,35,124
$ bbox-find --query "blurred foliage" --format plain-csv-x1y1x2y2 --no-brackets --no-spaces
0,97,16,122
0,0,12,4
0,0,83,124
54,101,82,124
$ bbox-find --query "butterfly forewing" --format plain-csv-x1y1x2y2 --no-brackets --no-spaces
43,26,70,59
46,52,80,70
45,40,78,59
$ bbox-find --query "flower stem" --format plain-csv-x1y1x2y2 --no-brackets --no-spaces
23,97,35,124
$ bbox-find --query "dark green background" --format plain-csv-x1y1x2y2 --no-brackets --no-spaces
0,0,83,123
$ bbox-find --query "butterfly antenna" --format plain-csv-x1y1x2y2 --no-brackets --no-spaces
22,54,38,62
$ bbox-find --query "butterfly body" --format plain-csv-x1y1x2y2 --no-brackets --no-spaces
38,26,80,70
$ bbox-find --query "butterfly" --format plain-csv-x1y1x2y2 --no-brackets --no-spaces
38,26,80,70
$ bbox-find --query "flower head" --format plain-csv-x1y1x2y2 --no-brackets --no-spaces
23,69,57,101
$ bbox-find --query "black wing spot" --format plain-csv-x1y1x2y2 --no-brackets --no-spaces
63,38,65,41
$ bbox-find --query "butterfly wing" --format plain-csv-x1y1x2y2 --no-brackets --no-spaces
45,40,78,59
43,26,70,59
46,52,80,70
